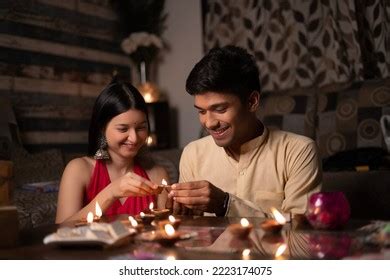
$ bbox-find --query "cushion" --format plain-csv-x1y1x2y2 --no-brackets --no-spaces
13,189,58,229
317,79,390,158
10,144,64,187
257,87,317,139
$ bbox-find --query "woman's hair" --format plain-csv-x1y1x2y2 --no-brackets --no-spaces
87,78,149,156
186,45,261,103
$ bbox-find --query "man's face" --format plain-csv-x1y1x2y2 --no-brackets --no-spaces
194,92,253,149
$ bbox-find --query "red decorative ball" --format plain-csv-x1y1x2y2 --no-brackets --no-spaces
306,192,350,229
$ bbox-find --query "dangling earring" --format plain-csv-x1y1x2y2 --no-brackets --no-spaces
94,136,110,160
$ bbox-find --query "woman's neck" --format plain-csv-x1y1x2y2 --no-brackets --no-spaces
106,153,135,175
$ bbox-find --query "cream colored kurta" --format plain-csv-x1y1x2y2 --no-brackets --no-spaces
179,127,322,217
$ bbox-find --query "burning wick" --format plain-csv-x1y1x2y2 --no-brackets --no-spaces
149,202,154,211
260,208,286,234
128,216,138,227
271,207,286,225
164,224,176,237
86,212,94,224
95,201,102,219
228,218,253,239
275,243,287,259
128,215,144,232
241,218,250,227
242,248,251,260
168,215,176,223
158,215,181,230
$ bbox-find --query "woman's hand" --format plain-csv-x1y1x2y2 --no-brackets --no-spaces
109,171,159,199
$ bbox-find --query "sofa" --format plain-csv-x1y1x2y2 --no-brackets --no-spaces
6,78,390,229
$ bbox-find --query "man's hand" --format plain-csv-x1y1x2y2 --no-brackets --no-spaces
167,181,226,215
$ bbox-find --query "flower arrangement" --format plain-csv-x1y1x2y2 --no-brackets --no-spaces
121,32,164,65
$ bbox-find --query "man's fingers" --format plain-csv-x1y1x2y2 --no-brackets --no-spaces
168,188,204,198
174,196,209,206
171,181,205,190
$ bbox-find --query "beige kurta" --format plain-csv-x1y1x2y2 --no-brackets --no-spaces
179,127,322,217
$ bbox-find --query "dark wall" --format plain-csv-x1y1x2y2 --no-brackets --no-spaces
0,0,130,155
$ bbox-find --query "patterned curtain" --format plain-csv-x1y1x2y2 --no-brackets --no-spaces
203,0,390,92
355,0,390,79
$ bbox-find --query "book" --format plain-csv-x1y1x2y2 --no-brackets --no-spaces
43,221,136,248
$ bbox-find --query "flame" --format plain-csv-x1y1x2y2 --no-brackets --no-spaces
95,201,102,218
271,207,286,225
275,243,287,258
149,202,154,211
140,212,145,218
164,224,175,236
128,216,138,227
144,93,152,103
168,215,176,223
161,179,168,186
146,136,153,146
166,255,176,260
242,248,251,260
87,211,94,224
240,218,250,227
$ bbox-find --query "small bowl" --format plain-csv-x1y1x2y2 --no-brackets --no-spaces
136,213,155,225
150,208,171,220
260,219,284,234
228,223,253,239
153,233,183,247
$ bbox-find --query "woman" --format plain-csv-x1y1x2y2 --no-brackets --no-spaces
56,79,169,223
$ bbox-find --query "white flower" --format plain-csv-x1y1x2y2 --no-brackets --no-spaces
121,32,163,55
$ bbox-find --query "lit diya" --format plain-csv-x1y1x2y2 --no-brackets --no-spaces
127,216,144,233
137,211,155,225
228,218,253,239
156,179,170,194
260,207,286,234
157,215,181,230
148,202,170,220
241,248,251,260
154,224,183,247
75,201,102,226
274,243,287,260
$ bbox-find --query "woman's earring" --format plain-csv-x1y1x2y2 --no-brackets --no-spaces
94,136,110,160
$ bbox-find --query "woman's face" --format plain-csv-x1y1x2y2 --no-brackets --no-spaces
104,109,149,159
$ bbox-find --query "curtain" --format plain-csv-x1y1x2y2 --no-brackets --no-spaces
203,0,390,92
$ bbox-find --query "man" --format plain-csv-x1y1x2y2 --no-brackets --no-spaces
168,46,321,218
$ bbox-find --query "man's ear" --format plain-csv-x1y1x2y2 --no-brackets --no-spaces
248,91,260,112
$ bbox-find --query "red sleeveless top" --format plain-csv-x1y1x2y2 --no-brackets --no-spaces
84,160,156,216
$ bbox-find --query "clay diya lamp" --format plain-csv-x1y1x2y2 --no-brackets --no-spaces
154,224,183,247
148,202,171,220
156,179,170,194
228,218,254,239
75,202,103,226
137,211,155,226
157,215,182,231
260,207,286,234
126,216,144,233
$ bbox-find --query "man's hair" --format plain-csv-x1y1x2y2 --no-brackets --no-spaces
185,45,261,102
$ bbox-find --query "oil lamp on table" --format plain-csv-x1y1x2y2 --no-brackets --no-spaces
157,215,181,230
148,202,170,220
76,201,103,226
228,218,253,239
260,207,286,234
